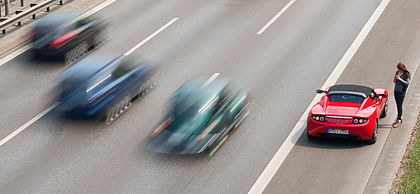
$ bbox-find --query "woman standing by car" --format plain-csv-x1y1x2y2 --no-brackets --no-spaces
393,62,411,128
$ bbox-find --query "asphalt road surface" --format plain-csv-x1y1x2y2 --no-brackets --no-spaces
0,0,419,193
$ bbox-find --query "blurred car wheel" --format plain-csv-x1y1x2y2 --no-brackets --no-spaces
93,32,107,48
105,96,132,125
307,130,315,141
65,42,88,65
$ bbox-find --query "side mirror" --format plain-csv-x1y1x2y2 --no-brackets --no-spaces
372,88,388,97
316,90,325,94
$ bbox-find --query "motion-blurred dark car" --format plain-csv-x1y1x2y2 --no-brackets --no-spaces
52,53,158,123
147,74,249,155
28,11,107,63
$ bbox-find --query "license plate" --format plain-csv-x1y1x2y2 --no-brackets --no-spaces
328,129,349,135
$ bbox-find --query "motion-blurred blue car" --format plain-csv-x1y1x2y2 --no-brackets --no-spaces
52,53,158,123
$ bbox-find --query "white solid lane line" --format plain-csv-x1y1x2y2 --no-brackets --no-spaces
256,0,295,35
248,0,391,193
0,18,179,148
0,0,119,68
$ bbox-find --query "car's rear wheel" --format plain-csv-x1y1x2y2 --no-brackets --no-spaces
207,133,229,157
307,130,315,140
380,98,388,118
207,106,249,157
233,107,249,130
138,80,151,96
64,42,88,65
366,121,378,144
93,31,107,48
137,75,158,97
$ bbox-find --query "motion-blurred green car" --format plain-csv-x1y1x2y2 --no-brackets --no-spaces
147,74,249,155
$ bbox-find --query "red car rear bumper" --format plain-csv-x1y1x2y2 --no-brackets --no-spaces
307,116,375,140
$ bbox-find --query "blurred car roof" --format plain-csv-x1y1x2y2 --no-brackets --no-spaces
36,10,81,27
170,76,229,113
60,53,121,81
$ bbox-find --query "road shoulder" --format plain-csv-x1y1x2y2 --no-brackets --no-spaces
362,0,420,192
364,55,420,193
0,0,108,59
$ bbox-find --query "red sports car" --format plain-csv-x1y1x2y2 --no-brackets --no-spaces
307,84,388,144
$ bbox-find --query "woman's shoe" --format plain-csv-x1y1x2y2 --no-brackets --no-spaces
392,119,402,128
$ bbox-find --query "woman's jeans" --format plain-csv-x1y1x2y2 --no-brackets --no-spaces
394,91,406,120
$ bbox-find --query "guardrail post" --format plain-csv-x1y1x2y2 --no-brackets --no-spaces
4,0,9,16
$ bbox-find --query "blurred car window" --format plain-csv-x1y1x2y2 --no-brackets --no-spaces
112,59,138,79
167,98,213,135
87,70,112,93
76,16,94,28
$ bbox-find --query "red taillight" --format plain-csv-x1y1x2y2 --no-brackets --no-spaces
16,31,37,46
23,31,37,41
77,99,89,107
198,120,219,140
49,31,78,48
312,115,325,122
150,118,173,139
87,91,110,107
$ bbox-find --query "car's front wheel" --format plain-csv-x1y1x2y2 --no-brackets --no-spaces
104,97,131,124
366,121,378,144
137,75,158,97
380,98,388,118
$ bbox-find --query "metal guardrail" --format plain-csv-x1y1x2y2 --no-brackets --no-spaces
0,0,64,34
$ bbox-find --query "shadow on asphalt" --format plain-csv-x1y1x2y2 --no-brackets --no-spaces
12,50,67,72
138,137,213,163
378,124,393,128
31,55,64,64
46,109,107,131
28,53,66,66
295,128,370,149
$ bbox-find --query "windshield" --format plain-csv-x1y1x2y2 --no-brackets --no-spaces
165,93,219,135
166,103,207,135
328,94,365,103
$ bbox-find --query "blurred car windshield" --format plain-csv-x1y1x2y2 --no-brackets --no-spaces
166,98,211,135
328,94,365,103
112,58,138,79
